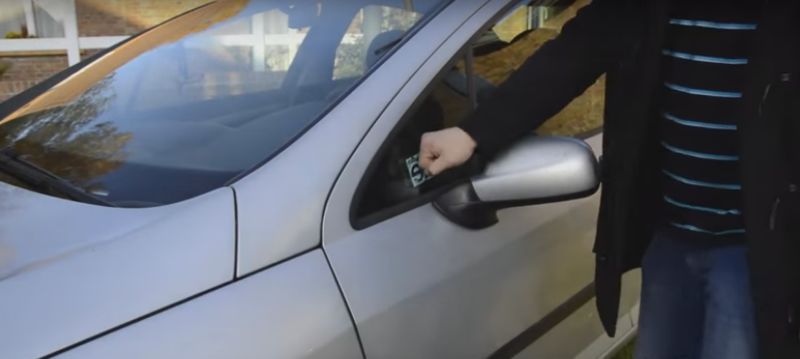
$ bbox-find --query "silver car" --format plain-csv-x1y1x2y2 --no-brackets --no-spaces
0,0,639,358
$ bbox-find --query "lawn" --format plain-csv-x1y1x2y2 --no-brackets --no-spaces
611,340,636,359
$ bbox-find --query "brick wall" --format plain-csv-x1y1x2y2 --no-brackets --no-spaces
1,0,591,105
0,0,209,102
0,56,68,101
76,0,209,36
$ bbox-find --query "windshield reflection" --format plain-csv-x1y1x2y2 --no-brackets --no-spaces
0,0,445,206
3,76,130,191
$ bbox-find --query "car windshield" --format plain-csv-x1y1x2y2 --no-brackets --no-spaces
0,0,446,207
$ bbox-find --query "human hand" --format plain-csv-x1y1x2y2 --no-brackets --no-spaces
419,127,477,176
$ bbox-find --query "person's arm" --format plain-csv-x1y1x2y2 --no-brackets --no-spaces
460,0,633,155
421,0,637,175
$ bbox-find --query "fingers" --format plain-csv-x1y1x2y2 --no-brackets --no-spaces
418,127,477,176
419,147,434,170
426,157,450,176
419,133,437,170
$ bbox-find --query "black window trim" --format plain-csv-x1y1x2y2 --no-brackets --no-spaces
349,43,496,230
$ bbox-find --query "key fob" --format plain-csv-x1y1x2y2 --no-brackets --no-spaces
404,153,432,188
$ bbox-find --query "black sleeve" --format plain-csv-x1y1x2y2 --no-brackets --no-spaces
459,0,638,157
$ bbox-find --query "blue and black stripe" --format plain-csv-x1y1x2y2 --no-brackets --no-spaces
657,2,757,239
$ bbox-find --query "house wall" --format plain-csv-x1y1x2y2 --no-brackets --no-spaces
0,55,67,101
76,0,208,36
0,0,592,104
0,0,209,102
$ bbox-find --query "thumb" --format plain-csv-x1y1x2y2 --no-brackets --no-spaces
419,150,435,171
426,157,450,176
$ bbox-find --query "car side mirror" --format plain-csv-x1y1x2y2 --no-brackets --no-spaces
433,135,600,229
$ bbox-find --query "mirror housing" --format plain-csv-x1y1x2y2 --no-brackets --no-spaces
433,135,600,229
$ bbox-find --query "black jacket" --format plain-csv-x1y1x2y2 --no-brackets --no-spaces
459,1,800,357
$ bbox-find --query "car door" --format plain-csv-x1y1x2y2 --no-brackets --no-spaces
323,1,638,358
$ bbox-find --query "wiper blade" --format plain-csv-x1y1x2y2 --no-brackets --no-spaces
0,147,115,207
373,35,405,58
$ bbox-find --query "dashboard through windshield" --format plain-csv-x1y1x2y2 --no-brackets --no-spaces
0,0,448,207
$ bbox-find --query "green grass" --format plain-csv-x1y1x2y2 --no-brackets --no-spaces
611,339,636,359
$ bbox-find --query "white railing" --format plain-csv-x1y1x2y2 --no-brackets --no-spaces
0,1,359,71
0,0,83,65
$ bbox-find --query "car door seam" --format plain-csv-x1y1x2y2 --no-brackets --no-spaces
232,186,240,279
320,245,368,359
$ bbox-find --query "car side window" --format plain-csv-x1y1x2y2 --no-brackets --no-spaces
353,0,601,225
334,4,423,80
354,57,472,220
472,0,604,137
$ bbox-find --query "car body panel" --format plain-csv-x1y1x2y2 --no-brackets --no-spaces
0,0,643,357
231,0,475,276
55,250,362,359
0,186,235,359
326,198,602,358
322,0,633,356
516,270,641,359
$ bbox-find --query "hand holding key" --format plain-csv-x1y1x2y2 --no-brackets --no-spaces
419,127,477,176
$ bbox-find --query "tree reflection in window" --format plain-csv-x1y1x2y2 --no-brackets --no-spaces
1,75,131,191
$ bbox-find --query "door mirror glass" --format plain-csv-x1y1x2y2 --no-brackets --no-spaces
434,135,599,229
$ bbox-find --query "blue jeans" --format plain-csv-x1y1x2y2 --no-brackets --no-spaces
634,231,758,359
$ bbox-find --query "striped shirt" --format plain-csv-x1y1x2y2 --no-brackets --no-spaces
657,1,758,240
